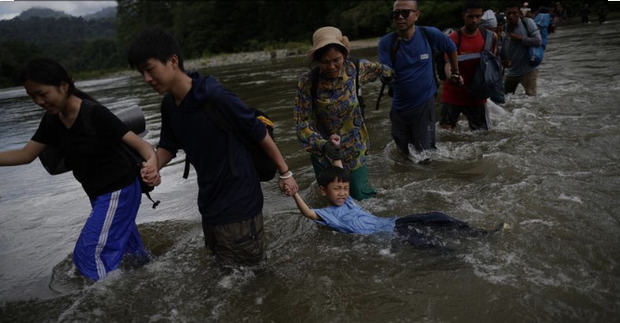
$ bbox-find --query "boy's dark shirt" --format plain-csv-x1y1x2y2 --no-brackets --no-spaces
32,99,135,199
158,72,266,225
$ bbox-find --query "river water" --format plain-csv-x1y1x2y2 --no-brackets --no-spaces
1,20,619,322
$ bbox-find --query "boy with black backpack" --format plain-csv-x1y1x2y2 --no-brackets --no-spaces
128,28,298,265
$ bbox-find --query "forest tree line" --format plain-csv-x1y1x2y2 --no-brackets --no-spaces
0,0,613,88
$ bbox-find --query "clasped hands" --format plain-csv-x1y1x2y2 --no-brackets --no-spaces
141,160,160,187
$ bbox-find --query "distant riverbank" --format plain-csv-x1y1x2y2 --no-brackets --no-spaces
183,37,381,70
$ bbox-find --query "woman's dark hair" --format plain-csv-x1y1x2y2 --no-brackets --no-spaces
317,166,350,187
20,58,97,102
312,43,348,63
128,27,184,71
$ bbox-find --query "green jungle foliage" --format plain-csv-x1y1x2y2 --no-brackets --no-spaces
0,0,615,88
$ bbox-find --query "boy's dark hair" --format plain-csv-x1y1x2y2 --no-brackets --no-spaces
128,27,184,71
317,166,350,187
463,1,483,12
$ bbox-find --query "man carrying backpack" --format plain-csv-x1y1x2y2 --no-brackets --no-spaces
128,28,298,266
503,3,542,96
378,0,461,162
440,2,498,131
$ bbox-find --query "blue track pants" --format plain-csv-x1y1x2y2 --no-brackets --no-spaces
73,178,147,280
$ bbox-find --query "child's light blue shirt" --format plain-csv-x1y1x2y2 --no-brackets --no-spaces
314,197,397,235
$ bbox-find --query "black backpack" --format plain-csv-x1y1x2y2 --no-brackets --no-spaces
181,100,277,182
463,28,505,103
38,104,160,208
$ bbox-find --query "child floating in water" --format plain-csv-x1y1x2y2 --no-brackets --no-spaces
290,163,504,248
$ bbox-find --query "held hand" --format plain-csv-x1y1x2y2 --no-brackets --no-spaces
449,73,464,87
278,176,298,196
328,134,341,147
141,161,160,186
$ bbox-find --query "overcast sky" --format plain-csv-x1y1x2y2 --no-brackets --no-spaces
0,1,116,20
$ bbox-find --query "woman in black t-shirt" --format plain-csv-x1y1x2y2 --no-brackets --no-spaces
0,58,158,281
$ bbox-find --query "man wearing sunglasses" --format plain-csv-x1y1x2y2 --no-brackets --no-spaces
378,0,461,163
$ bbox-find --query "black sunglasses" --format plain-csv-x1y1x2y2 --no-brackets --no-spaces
392,9,417,19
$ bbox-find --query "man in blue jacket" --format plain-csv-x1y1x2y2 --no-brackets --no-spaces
378,0,461,162
128,28,298,265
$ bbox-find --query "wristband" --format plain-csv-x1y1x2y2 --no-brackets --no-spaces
279,168,290,176
279,170,293,179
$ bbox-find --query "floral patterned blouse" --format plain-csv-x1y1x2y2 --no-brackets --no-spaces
294,59,392,171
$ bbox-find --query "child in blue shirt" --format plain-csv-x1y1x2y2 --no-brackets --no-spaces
292,165,499,248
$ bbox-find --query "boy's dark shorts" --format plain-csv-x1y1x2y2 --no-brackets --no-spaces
202,213,265,265
440,103,489,131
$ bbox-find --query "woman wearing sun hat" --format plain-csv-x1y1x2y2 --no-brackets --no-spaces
294,26,393,201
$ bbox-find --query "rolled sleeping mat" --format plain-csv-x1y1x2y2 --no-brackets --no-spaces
39,105,148,175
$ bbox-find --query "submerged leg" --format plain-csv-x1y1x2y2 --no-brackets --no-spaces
73,178,143,280
393,212,493,248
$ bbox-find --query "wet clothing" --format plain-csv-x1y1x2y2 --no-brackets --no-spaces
314,197,396,235
378,26,456,155
32,100,136,199
73,178,148,280
31,99,147,280
504,69,538,96
389,96,437,155
157,72,267,263
294,59,392,172
440,103,489,131
158,72,266,226
503,17,542,78
313,197,481,248
440,30,490,131
203,213,264,265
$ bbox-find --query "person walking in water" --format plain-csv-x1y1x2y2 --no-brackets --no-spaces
129,28,298,266
294,26,392,201
378,0,461,162
502,3,542,96
0,58,156,281
440,1,498,132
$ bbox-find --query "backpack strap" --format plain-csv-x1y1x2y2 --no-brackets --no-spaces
376,32,400,111
182,100,239,179
481,28,493,52
456,29,462,54
418,26,440,89
519,18,533,37
390,31,401,66
455,28,493,62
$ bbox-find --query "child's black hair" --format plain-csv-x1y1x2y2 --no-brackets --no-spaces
128,27,184,71
317,166,350,187
20,58,98,103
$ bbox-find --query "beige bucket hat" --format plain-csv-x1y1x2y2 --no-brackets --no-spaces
308,26,350,60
